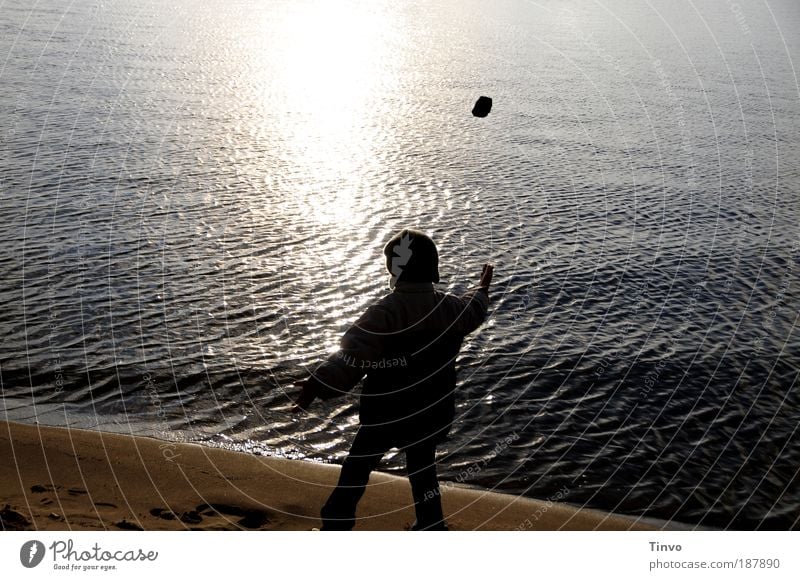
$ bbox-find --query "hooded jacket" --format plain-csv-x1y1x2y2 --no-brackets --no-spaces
310,281,489,447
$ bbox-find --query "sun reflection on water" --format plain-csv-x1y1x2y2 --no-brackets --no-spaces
251,1,402,227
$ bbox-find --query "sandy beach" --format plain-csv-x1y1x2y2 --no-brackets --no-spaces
0,420,664,531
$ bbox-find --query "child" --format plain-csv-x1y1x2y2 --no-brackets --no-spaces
293,228,493,530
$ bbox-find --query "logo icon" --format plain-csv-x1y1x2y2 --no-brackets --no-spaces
20,540,46,568
389,233,413,288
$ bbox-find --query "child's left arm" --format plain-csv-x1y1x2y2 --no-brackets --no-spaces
292,302,393,412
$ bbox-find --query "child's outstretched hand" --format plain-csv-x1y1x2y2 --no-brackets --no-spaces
479,263,494,290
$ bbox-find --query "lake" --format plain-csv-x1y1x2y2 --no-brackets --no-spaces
1,0,798,529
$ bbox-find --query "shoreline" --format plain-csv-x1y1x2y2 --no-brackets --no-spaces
1,420,670,531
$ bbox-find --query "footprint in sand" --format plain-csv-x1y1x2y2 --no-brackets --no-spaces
0,505,31,531
114,519,143,531
179,510,203,525
32,485,70,507
148,504,271,529
149,507,177,521
196,503,271,529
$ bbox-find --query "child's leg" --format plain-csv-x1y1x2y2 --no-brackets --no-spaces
320,426,389,530
405,442,447,530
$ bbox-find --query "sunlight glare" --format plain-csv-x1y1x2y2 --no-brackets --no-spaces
259,2,398,226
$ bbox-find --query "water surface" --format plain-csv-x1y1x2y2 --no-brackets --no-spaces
1,0,798,529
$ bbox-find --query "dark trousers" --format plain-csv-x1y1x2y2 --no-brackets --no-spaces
320,426,447,530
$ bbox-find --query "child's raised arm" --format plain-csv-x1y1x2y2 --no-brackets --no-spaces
479,263,494,290
448,263,494,336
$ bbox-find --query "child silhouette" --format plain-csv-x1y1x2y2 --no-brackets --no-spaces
293,228,493,530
